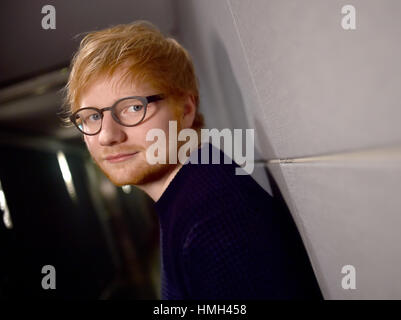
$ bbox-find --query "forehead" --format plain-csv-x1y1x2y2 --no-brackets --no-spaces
79,69,154,109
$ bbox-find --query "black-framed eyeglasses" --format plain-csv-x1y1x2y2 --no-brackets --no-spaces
70,94,165,135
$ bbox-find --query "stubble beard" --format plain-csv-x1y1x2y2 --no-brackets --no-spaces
92,119,188,187
93,150,181,187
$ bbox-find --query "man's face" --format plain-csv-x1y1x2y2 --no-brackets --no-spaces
80,69,180,186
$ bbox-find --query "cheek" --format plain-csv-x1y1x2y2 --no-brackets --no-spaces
156,106,179,129
142,108,177,135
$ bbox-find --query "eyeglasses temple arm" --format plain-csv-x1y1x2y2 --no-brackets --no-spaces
147,94,164,103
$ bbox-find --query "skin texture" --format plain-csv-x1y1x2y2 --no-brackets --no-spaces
79,68,197,201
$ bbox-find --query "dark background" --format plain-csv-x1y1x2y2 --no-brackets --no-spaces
0,0,175,299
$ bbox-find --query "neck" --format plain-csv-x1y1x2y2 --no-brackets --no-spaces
136,139,202,201
136,163,183,202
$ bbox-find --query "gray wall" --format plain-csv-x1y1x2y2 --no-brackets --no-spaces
175,0,401,299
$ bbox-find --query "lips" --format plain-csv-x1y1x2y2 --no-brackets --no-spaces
104,151,139,163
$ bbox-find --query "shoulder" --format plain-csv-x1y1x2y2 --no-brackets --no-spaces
177,143,272,204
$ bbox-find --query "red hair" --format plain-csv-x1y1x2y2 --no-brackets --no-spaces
62,20,204,130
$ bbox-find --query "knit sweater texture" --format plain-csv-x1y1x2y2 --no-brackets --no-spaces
154,143,323,300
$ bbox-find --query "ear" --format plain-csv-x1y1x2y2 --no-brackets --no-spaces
181,94,197,129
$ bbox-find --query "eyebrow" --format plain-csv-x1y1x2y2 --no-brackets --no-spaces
77,95,135,110
77,94,164,110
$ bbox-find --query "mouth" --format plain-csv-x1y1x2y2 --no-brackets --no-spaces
104,151,139,163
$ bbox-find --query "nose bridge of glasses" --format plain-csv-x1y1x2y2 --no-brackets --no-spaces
100,106,119,126
100,106,114,115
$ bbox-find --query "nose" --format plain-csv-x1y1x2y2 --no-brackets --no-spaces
98,111,127,146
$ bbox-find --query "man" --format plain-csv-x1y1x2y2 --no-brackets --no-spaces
63,21,323,299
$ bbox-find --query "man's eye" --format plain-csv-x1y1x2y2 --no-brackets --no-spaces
88,113,101,121
127,105,143,112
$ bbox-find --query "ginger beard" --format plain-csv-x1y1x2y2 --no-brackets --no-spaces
91,115,186,187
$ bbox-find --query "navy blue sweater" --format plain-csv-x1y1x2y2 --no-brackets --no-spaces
154,143,323,300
